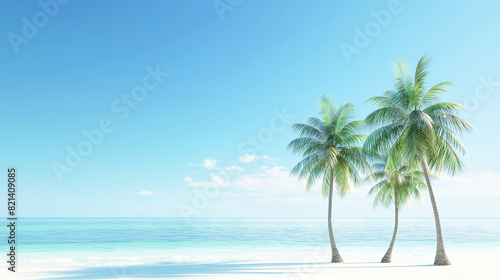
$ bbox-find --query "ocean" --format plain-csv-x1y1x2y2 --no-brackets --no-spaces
11,217,500,262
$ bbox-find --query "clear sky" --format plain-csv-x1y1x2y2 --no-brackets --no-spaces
1,0,499,218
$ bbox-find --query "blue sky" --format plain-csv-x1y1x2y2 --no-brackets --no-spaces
1,0,499,218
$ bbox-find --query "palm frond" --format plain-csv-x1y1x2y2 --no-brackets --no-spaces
289,96,370,199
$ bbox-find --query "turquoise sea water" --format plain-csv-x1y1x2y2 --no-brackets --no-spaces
9,218,500,259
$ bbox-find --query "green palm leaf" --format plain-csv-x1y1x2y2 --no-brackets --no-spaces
364,55,476,266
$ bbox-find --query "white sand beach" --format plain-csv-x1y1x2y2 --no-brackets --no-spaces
3,247,498,280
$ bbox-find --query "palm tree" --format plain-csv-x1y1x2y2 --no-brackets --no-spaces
364,56,475,265
367,156,428,263
288,95,372,263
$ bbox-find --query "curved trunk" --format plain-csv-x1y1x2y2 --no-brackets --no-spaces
420,157,451,265
328,172,343,263
381,188,398,263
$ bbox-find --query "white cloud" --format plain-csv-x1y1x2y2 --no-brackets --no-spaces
184,164,306,195
185,156,374,208
239,154,256,163
211,175,228,186
184,174,229,188
223,165,245,172
184,177,204,187
190,158,245,172
136,190,155,196
231,165,310,196
239,154,271,163
189,158,218,169
202,158,217,169
434,171,500,197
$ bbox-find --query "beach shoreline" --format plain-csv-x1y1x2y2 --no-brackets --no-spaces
7,217,500,279
3,247,499,279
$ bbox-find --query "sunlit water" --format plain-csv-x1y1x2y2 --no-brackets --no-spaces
11,218,500,262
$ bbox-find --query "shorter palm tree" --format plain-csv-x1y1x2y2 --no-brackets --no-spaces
367,156,429,263
288,95,372,263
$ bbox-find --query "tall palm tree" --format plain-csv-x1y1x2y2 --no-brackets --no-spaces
288,95,372,263
367,156,428,263
364,56,475,265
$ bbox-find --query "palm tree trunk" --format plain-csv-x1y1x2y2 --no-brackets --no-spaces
420,157,451,265
328,172,343,263
381,188,398,263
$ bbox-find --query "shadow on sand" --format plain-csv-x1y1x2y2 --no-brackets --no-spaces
49,261,435,279
50,261,308,279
